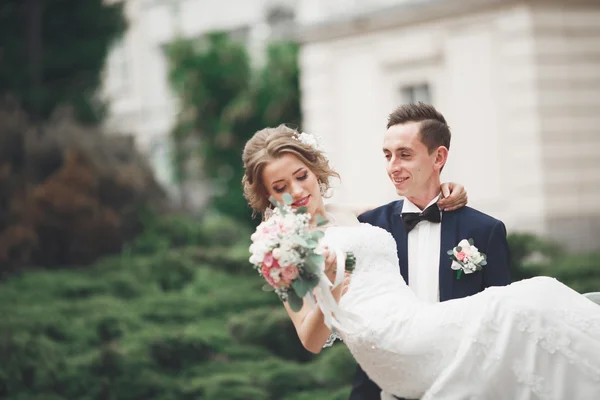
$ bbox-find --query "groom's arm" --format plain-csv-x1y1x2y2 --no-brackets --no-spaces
482,220,511,288
348,365,382,400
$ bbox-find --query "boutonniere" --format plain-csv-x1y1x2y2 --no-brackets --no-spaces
447,239,487,280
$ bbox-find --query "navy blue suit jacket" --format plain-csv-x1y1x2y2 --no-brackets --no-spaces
348,200,511,400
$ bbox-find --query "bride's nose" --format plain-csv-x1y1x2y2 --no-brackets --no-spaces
290,181,303,198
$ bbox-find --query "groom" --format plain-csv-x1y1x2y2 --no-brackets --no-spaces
348,103,511,400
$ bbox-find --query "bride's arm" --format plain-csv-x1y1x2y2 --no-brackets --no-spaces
326,181,468,217
283,253,344,354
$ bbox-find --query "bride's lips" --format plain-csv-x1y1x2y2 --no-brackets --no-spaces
292,195,310,207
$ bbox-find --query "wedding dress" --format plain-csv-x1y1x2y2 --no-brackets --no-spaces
322,223,600,399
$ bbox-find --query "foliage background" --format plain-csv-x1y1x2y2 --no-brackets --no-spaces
166,32,301,225
0,0,126,124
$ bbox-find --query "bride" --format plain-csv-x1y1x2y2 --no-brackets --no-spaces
241,125,600,399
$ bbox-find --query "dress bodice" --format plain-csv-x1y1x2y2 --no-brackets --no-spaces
323,223,401,277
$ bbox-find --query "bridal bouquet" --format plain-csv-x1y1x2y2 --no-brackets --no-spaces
249,194,355,312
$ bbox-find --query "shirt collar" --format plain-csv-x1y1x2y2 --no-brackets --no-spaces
402,193,441,213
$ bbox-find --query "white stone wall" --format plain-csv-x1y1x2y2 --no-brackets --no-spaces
532,5,600,250
299,1,600,250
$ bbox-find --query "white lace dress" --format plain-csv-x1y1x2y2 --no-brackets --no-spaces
323,223,600,399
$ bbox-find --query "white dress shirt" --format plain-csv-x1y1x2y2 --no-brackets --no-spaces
402,195,442,304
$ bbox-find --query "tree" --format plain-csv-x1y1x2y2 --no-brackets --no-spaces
167,32,301,225
0,0,126,123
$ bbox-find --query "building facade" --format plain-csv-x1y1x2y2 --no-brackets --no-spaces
297,0,600,251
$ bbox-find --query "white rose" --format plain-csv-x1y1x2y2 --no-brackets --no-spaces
457,239,471,249
470,251,484,265
464,261,478,273
272,248,281,260
451,260,463,271
249,254,262,265
269,268,281,283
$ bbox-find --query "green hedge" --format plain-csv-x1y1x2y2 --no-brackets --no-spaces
1,216,598,400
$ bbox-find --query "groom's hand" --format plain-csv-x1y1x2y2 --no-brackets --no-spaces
438,182,468,211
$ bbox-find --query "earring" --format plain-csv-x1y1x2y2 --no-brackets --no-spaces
263,206,274,220
319,180,328,196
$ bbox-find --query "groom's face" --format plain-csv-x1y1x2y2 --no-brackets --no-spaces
383,122,437,197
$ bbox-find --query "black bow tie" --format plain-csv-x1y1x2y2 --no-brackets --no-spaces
401,203,441,233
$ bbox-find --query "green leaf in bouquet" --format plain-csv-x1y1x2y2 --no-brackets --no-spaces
287,290,303,312
292,278,309,297
297,206,308,214
312,230,325,240
309,253,325,266
306,239,318,249
468,238,474,246
456,246,462,252
316,215,328,227
480,260,487,266
268,195,279,207
282,193,293,205
305,273,319,290
262,284,275,292
446,250,454,256
293,235,309,247
303,259,319,275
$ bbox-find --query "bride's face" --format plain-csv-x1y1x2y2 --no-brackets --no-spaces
262,153,325,221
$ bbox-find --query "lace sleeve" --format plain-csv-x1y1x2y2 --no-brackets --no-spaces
323,328,342,348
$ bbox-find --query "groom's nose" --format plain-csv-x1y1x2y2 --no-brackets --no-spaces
388,157,403,172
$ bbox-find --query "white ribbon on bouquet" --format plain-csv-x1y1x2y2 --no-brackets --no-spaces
303,248,361,333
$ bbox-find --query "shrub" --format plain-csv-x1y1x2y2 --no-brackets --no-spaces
0,333,65,396
182,373,268,400
228,307,314,362
312,344,357,387
252,359,319,398
148,333,216,370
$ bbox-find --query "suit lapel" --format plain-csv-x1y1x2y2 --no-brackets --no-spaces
392,201,410,283
439,210,459,301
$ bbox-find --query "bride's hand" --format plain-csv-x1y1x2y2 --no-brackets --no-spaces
438,182,468,211
323,248,338,284
341,272,351,296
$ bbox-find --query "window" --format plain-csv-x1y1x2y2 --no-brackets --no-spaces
400,83,431,104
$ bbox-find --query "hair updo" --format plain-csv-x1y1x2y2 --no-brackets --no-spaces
242,124,339,215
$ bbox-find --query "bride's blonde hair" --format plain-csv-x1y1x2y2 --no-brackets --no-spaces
242,124,339,216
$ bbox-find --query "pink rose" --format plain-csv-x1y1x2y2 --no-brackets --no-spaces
456,251,466,261
263,252,274,267
261,224,279,237
281,265,299,284
462,246,473,257
261,265,279,287
278,221,294,235
261,265,275,286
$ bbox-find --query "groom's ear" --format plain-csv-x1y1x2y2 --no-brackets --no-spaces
433,146,449,172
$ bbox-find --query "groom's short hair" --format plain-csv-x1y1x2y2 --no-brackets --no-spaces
387,102,451,153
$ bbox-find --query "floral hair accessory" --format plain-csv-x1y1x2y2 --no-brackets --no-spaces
294,131,325,153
